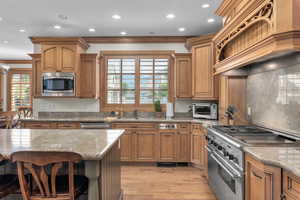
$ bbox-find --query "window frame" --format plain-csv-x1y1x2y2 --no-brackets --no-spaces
100,51,175,112
7,68,32,111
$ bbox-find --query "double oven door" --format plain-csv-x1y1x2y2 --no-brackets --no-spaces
207,147,244,200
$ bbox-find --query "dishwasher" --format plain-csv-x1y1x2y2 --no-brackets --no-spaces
80,122,112,129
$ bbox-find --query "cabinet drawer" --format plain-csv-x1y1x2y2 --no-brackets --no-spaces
178,123,190,131
23,122,55,129
56,122,80,129
191,123,203,134
112,123,157,129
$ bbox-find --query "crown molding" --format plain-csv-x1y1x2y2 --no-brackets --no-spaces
29,37,90,49
83,36,190,43
0,60,32,64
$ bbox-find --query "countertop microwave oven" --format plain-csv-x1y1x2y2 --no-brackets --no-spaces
192,103,218,120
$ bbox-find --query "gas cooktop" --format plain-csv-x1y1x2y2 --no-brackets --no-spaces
211,125,297,145
213,125,272,135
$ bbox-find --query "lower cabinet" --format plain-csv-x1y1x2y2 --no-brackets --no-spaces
158,131,177,162
135,130,157,161
245,154,282,200
283,171,300,200
191,123,206,169
115,123,191,163
177,131,191,162
120,131,133,161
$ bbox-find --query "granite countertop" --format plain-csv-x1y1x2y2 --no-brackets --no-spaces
20,117,220,127
244,147,300,177
0,129,124,160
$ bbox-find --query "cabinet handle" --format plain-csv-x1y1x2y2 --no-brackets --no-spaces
252,171,263,179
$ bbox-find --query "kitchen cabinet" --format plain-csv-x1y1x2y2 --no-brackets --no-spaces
192,43,218,100
191,123,206,168
120,131,134,161
135,130,157,161
158,131,177,161
0,70,3,111
245,154,281,200
219,75,248,125
176,130,191,162
41,45,77,72
29,54,42,97
80,54,97,98
283,171,300,200
175,53,192,98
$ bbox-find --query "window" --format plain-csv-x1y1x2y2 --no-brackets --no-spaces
8,69,32,111
101,51,174,111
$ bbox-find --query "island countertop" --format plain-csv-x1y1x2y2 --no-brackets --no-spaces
0,129,124,160
244,147,300,177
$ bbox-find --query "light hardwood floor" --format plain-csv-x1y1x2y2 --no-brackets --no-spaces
121,165,217,200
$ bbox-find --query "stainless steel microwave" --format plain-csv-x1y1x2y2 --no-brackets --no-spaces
42,72,75,97
192,103,218,120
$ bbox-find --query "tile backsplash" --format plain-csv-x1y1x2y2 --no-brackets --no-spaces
247,53,300,135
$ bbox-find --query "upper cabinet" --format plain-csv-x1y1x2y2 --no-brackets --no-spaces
30,37,93,98
42,45,78,72
80,54,98,98
29,54,42,97
213,0,300,74
186,34,218,100
175,53,192,98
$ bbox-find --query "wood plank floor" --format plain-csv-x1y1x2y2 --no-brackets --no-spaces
121,165,217,200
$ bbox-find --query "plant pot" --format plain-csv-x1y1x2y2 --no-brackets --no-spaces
155,112,165,119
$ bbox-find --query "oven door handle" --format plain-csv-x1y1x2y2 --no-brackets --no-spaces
210,153,242,179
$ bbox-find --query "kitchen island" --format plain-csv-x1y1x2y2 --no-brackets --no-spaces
0,129,125,200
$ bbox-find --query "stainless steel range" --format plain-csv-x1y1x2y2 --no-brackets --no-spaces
206,125,298,200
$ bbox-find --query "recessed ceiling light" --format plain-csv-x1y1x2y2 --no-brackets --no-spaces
166,14,176,19
178,27,186,32
120,31,127,35
89,28,96,32
207,18,215,23
112,14,121,20
54,25,61,29
19,29,26,33
202,4,210,8
3,40,8,44
58,14,68,20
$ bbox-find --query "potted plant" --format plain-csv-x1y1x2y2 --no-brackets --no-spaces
154,100,164,118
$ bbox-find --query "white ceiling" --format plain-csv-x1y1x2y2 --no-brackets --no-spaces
0,0,223,60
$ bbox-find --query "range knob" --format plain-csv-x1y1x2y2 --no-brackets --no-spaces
217,146,222,151
228,154,235,160
213,142,218,147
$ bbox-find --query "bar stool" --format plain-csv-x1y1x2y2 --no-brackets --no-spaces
18,106,32,118
11,151,89,200
0,155,19,199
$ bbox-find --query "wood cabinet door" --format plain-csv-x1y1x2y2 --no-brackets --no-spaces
245,154,282,200
177,132,191,162
192,43,215,99
80,54,97,98
59,45,77,72
176,55,192,98
135,130,157,161
22,122,56,129
283,171,300,200
31,54,42,97
56,122,80,129
158,131,177,162
120,132,133,161
191,133,201,165
42,45,59,72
